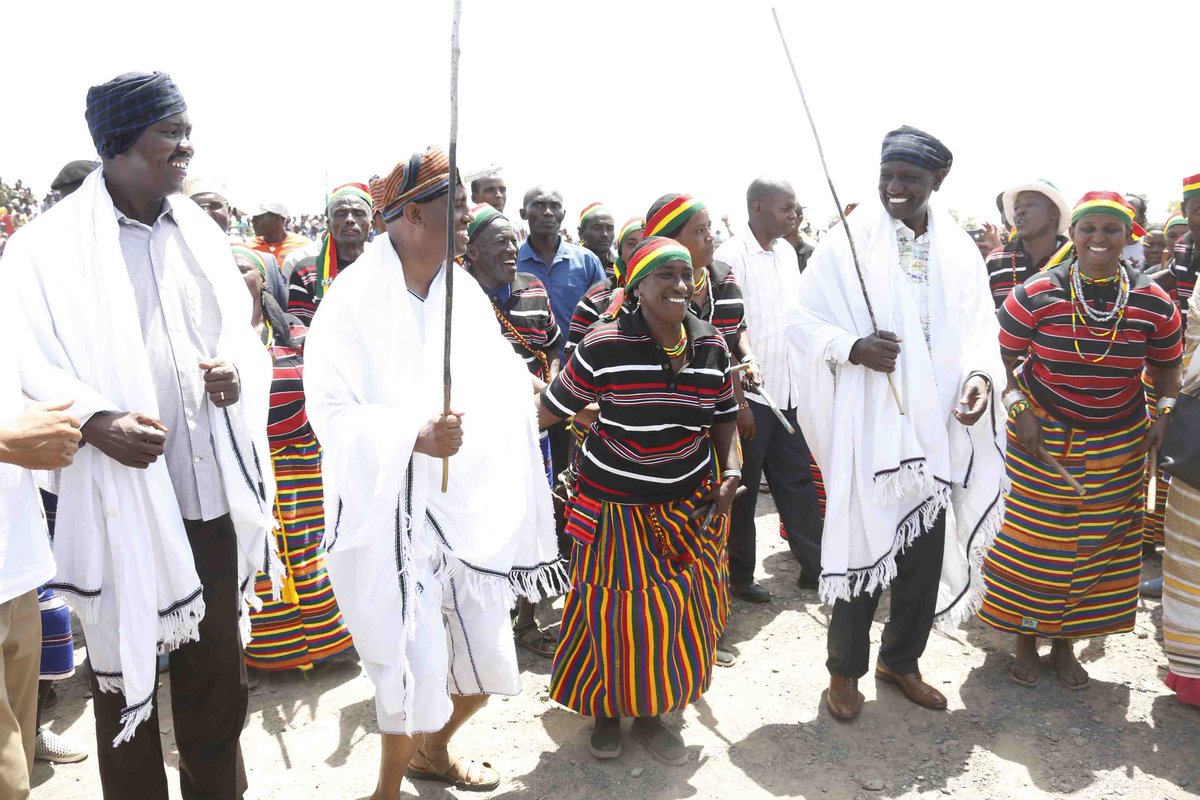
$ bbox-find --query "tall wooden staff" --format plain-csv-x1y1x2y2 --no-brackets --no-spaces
442,0,463,492
771,8,904,415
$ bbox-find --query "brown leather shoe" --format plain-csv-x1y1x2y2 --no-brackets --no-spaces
875,662,947,710
826,675,863,721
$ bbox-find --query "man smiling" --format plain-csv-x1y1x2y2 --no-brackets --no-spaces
7,71,275,798
787,126,1006,723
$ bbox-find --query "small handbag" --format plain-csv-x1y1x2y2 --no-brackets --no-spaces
1158,392,1200,490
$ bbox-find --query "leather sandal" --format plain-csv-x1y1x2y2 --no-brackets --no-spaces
406,749,501,792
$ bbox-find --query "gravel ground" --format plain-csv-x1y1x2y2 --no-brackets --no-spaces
32,496,1200,800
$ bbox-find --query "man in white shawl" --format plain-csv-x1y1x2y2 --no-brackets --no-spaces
303,146,565,798
787,126,1005,722
5,72,276,798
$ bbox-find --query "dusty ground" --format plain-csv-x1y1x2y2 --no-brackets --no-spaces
33,496,1200,800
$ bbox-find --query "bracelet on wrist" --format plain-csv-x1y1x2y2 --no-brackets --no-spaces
740,354,758,365
738,401,750,410
1001,389,1027,411
1157,397,1177,413
1007,400,1032,420
722,469,742,480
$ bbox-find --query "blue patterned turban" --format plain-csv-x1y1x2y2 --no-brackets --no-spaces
880,125,953,171
85,72,187,159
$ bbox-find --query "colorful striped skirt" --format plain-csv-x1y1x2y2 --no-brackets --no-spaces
979,409,1147,639
245,437,354,671
550,483,728,718
1163,476,1200,702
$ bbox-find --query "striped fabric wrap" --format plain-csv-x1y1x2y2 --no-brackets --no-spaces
1163,477,1200,686
623,235,691,293
467,203,505,243
328,181,374,212
1166,212,1188,233
1184,173,1200,202
979,397,1147,639
551,483,728,717
1071,191,1136,226
579,201,609,227
371,146,452,223
613,217,646,283
645,195,706,239
246,436,354,670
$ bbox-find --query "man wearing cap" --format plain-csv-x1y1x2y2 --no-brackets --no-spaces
248,201,313,274
303,146,564,798
49,160,99,199
787,125,1005,722
577,202,617,277
987,180,1071,309
287,183,373,326
6,71,276,797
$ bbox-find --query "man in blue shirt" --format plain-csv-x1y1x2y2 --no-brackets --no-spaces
517,185,603,570
517,185,604,363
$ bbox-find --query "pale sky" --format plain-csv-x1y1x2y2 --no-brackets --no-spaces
4,0,1198,231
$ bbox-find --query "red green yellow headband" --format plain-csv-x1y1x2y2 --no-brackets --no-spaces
1070,191,1135,228
230,244,271,282
1184,173,1200,201
579,202,610,227
645,194,706,239
329,182,374,211
613,217,646,283
624,236,691,293
1166,212,1188,232
467,203,507,242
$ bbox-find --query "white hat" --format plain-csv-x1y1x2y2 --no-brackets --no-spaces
1002,180,1071,235
246,202,289,218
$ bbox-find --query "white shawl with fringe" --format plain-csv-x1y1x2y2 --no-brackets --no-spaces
303,234,566,723
786,202,1006,628
4,169,278,744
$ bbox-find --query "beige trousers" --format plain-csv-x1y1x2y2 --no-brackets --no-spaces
0,590,42,800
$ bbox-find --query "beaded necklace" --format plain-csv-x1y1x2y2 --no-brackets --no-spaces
662,324,688,358
491,301,550,380
1067,260,1128,363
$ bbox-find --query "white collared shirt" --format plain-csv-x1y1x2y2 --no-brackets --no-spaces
715,223,803,409
894,218,933,352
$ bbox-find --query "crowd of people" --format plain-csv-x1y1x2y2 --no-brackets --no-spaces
0,69,1198,800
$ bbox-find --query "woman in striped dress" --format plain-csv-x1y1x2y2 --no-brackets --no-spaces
538,237,742,765
232,246,354,672
980,192,1183,690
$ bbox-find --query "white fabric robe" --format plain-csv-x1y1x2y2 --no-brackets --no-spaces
302,234,565,723
4,169,277,744
786,201,1007,628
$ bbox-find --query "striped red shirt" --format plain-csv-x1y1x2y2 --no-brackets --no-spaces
543,309,738,503
999,263,1182,429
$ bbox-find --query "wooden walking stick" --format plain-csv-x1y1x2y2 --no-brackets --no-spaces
1147,446,1159,510
441,0,463,493
771,8,904,415
1036,446,1087,497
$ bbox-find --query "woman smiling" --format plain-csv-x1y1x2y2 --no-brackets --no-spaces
538,236,741,766
979,192,1183,690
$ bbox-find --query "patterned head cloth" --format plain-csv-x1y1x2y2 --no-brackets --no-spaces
1183,174,1200,203
467,203,507,243
1070,191,1136,228
579,202,610,227
624,236,692,294
327,182,374,212
230,244,271,283
613,217,646,283
880,125,953,171
645,194,707,239
1166,212,1189,233
371,146,453,223
85,72,187,159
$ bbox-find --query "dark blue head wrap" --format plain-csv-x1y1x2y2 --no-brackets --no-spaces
880,125,953,172
85,72,187,159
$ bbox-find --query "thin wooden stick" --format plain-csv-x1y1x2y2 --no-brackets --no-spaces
1037,447,1086,497
771,8,904,415
1147,446,1158,511
441,0,463,493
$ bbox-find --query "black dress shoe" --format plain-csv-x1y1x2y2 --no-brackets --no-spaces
796,572,819,590
731,580,771,603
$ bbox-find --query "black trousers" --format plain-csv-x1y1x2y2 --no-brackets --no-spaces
826,508,946,679
88,515,249,800
729,402,823,584
548,420,573,558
